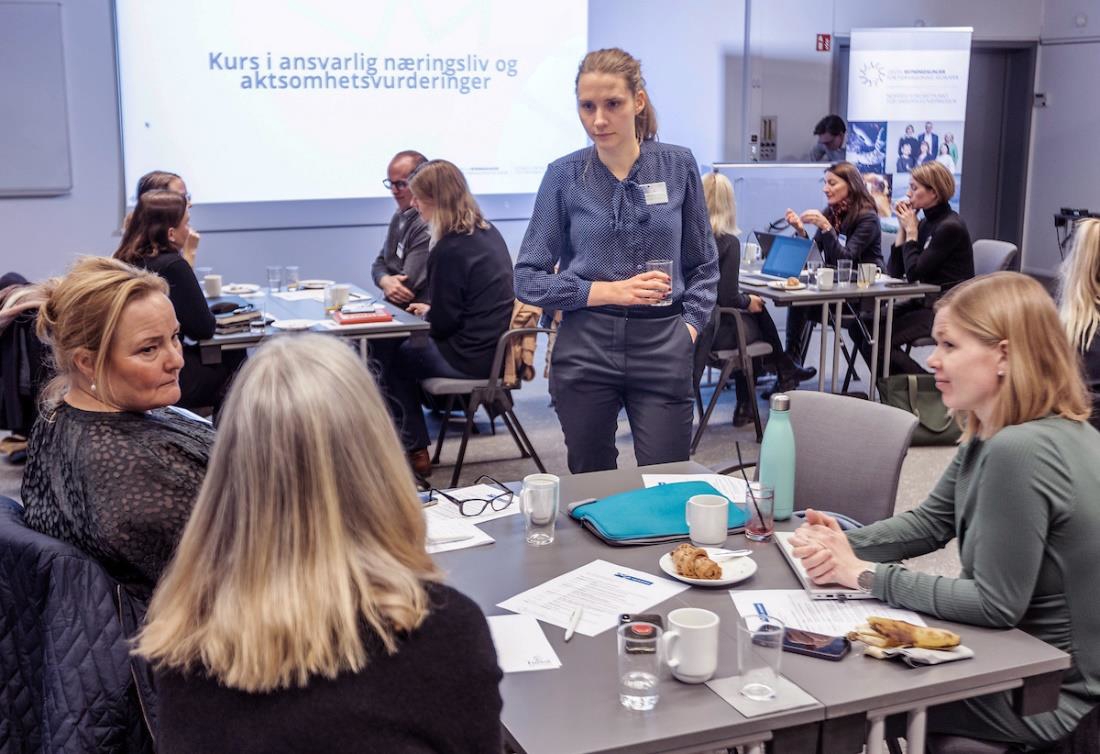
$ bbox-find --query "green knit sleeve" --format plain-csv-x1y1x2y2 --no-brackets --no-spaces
869,426,1067,627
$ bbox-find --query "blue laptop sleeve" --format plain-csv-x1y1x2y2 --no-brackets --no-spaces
568,481,748,546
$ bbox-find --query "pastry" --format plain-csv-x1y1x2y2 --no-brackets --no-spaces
847,616,961,649
670,543,722,580
785,276,801,288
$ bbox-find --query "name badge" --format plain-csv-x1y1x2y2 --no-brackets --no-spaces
640,182,669,205
396,241,406,259
837,234,848,247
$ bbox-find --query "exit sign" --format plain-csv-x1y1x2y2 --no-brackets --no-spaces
816,33,831,52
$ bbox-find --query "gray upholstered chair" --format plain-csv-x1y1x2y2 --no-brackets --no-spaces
692,307,773,452
421,327,552,488
715,390,918,525
973,239,1020,275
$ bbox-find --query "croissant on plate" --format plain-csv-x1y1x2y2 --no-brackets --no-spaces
671,543,722,580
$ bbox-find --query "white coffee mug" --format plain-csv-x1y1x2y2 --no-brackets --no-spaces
203,274,222,298
816,267,835,290
686,494,728,546
661,607,720,683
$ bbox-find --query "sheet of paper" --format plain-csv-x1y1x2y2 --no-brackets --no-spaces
426,483,521,524
730,590,926,637
497,559,687,637
272,289,326,302
487,614,562,673
642,473,747,503
423,510,494,554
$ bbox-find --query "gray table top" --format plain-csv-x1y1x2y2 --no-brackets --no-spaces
739,272,939,306
199,283,428,348
434,461,1070,754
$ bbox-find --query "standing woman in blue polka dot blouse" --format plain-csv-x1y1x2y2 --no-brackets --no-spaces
515,48,719,473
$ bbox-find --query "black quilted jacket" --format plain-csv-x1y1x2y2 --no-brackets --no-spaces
0,498,153,753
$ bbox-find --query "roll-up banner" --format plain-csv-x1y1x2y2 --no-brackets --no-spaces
846,27,973,223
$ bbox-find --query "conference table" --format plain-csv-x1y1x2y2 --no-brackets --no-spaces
435,461,1069,754
196,283,428,365
741,270,939,401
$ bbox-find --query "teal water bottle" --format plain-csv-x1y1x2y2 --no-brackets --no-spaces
758,393,796,520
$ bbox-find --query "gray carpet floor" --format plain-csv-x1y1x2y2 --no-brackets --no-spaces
0,327,960,576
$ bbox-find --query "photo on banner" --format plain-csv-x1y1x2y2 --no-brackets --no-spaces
846,27,973,222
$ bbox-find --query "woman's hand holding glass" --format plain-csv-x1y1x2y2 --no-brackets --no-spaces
788,508,875,589
588,271,671,308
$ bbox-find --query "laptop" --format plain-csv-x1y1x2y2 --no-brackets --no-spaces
742,235,814,283
774,531,874,600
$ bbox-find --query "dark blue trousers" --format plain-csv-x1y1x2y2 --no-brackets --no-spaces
550,308,695,474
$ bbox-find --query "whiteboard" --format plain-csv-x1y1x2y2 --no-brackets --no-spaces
0,2,72,196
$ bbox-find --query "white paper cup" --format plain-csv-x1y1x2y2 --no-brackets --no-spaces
816,268,835,290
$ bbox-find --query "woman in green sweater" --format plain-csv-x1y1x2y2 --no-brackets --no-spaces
792,272,1099,750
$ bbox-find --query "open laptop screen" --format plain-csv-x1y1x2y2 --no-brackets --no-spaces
761,236,813,278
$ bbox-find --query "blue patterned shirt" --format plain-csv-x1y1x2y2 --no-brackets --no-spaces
514,140,719,334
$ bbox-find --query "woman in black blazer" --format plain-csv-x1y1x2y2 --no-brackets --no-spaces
782,162,883,360
378,160,514,476
852,161,974,375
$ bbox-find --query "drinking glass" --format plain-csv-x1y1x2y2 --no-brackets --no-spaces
618,622,662,710
858,263,879,289
804,260,822,285
738,615,785,701
836,259,853,287
266,265,283,293
521,473,559,545
644,259,673,306
744,482,774,543
284,265,300,291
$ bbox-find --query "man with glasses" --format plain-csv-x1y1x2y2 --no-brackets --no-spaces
371,150,431,306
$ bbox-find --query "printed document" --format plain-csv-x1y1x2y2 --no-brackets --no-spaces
642,473,747,503
730,590,926,636
497,559,687,637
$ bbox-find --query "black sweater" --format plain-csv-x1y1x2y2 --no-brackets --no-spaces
815,208,884,267
428,224,515,377
155,583,504,754
887,202,974,304
133,252,216,342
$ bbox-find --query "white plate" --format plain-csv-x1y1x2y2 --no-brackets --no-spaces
767,280,807,291
658,548,758,587
222,283,260,295
298,279,336,289
270,319,316,331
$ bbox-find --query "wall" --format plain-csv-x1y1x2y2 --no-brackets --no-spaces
0,0,745,283
0,0,1083,282
1020,0,1100,274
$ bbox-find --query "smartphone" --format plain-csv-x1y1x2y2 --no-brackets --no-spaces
885,280,913,288
782,628,850,661
619,614,664,653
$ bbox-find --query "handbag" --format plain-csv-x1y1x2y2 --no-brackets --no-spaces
876,373,962,446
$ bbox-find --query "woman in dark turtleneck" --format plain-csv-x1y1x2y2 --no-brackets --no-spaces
854,160,974,374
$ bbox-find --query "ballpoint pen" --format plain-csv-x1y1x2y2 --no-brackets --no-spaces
564,606,583,642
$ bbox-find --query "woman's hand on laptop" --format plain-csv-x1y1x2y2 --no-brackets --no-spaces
790,511,872,588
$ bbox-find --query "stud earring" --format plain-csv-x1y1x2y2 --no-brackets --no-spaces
997,370,1005,377
90,382,97,392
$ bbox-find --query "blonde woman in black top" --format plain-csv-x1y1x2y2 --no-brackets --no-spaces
137,335,502,753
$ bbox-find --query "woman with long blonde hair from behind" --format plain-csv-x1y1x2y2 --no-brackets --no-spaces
136,334,502,753
1058,217,1100,429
